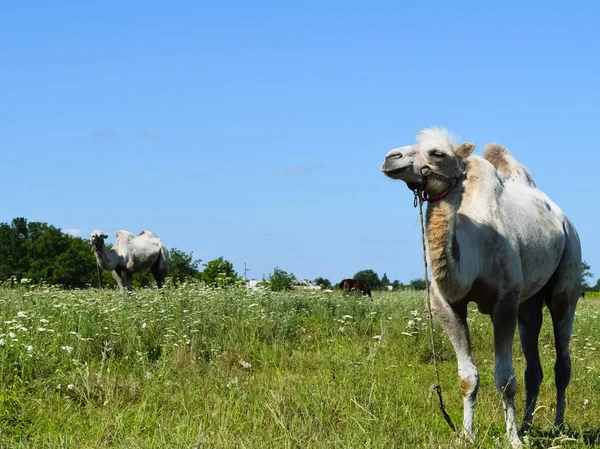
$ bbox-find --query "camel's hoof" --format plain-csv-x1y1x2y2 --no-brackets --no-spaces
509,440,523,449
456,431,476,447
518,423,532,438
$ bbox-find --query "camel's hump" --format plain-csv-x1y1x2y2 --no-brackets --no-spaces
483,143,536,187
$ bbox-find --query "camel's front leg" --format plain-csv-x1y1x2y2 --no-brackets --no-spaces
431,294,479,443
112,267,125,291
492,298,522,449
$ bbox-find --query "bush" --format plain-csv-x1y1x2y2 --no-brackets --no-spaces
268,267,296,291
201,257,239,287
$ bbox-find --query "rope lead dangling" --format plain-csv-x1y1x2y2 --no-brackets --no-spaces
417,194,457,433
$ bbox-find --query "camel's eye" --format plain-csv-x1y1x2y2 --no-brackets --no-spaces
430,150,445,158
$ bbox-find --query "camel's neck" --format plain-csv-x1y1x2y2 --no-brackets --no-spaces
425,187,462,297
93,243,119,271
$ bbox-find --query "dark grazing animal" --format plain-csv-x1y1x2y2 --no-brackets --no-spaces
339,278,372,298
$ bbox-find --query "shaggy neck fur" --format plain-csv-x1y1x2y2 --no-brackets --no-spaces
425,174,466,298
93,241,119,271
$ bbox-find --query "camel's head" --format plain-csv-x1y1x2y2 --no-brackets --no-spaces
381,127,475,196
89,229,108,249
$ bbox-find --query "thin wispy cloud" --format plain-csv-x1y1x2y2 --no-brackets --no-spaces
274,163,323,176
93,129,116,137
184,172,205,180
64,228,82,237
138,128,160,139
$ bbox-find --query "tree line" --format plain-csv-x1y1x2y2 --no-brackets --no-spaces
0,217,428,292
0,218,236,289
1,217,595,293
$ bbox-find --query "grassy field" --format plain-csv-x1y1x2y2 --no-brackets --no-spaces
0,284,598,448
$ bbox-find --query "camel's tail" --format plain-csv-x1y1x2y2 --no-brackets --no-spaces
483,143,536,187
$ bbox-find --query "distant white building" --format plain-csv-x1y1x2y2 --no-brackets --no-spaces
295,279,322,290
246,279,263,291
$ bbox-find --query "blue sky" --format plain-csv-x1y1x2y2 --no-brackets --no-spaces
1,1,599,284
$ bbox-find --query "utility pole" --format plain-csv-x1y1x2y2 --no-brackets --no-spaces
243,262,251,280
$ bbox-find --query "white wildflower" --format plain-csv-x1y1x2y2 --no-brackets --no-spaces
342,315,353,320
372,335,382,341
8,332,16,339
27,345,33,352
141,323,147,329
67,384,74,390
239,360,252,369
39,319,49,324
61,345,73,353
16,311,27,318
584,399,589,406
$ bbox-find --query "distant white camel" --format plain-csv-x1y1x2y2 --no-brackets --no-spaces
381,127,581,448
90,229,169,292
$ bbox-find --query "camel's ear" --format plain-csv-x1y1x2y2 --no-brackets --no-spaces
454,142,475,160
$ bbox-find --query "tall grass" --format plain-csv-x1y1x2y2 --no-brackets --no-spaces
0,283,597,448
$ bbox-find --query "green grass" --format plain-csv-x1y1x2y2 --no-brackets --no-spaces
0,284,597,448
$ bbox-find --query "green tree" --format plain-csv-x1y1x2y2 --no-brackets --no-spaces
582,261,593,291
354,269,381,291
409,278,427,290
168,248,201,285
314,277,332,289
26,222,70,283
391,279,402,290
201,257,238,286
54,236,102,288
0,218,31,280
268,267,296,291
0,218,103,288
381,272,390,288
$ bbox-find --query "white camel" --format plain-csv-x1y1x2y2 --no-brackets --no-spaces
381,128,581,448
90,229,169,292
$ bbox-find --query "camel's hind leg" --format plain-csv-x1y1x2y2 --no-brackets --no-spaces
545,222,581,430
518,292,545,433
151,262,165,288
547,290,578,430
152,246,169,289
491,294,521,448
124,269,134,292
